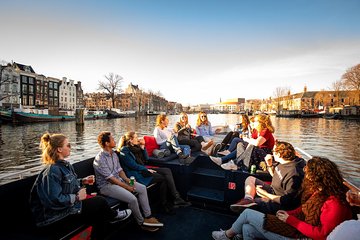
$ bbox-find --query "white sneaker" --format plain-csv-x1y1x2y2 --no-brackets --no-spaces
209,156,222,166
212,229,230,240
221,160,238,171
110,209,132,223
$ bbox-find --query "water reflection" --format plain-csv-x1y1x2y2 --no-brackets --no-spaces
0,115,359,185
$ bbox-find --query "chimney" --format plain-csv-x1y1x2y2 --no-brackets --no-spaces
304,85,307,92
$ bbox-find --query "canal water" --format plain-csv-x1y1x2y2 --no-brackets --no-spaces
0,114,359,186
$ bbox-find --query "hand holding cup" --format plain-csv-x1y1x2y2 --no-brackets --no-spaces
83,175,95,185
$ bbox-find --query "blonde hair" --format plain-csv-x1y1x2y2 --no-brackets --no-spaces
155,114,167,128
255,114,275,133
40,133,67,165
196,111,209,127
117,131,136,151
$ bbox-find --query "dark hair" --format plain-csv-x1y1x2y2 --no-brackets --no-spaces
97,131,111,148
241,114,250,132
302,157,348,204
274,140,296,161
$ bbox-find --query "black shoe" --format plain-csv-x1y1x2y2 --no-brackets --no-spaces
163,205,176,215
179,156,195,165
211,143,222,156
178,152,189,159
174,197,192,207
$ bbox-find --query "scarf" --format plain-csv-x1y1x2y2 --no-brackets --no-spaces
128,145,146,165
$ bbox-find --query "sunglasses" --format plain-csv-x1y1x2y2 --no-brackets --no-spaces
201,115,207,118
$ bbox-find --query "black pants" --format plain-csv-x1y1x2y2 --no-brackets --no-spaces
220,131,240,150
80,196,117,240
150,167,179,206
178,138,202,152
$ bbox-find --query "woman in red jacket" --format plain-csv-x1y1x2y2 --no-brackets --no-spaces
212,157,352,240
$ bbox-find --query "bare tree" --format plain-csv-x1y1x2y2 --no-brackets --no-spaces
342,64,360,105
273,87,288,111
98,73,123,108
331,80,344,107
155,90,163,97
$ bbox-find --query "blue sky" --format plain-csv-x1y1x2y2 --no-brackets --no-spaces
1,0,360,105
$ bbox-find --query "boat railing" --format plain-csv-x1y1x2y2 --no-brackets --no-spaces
0,165,43,185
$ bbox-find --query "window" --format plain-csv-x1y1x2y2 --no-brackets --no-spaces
29,85,34,94
29,96,34,105
54,83,58,88
22,84,27,93
29,78,34,84
22,76,27,83
49,90,53,97
54,91,58,97
49,82,53,88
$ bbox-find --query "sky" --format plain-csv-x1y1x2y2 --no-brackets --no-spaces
1,0,360,106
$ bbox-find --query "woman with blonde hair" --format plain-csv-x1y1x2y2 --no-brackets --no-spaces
195,111,221,142
153,113,191,160
217,114,251,155
211,114,275,171
30,133,131,239
174,112,214,153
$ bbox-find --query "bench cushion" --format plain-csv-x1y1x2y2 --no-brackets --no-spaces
144,136,159,157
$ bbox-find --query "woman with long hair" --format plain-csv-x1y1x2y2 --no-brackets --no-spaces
174,112,214,154
30,133,131,240
217,114,251,155
153,113,191,159
212,114,275,171
195,111,221,142
212,157,352,240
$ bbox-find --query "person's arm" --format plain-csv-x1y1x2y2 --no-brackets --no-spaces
285,197,352,239
256,186,281,203
43,167,76,206
107,173,134,192
264,154,275,177
243,135,266,146
173,122,181,133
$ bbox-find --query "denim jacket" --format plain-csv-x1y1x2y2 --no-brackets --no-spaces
30,160,82,227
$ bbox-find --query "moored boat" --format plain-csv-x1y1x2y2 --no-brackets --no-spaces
12,111,75,123
0,109,13,123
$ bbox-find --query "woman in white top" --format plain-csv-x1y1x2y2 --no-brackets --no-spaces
153,114,190,159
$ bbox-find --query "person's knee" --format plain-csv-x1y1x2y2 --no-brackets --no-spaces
245,176,256,185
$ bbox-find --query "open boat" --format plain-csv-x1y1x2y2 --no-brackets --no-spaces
0,146,358,239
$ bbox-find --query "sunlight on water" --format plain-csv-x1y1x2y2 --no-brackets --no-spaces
0,114,359,186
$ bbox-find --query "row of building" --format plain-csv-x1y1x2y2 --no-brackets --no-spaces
0,62,83,114
189,86,359,114
0,62,179,114
1,62,358,115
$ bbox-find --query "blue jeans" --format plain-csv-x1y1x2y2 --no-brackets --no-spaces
228,137,242,152
159,135,188,154
221,150,236,162
231,209,297,240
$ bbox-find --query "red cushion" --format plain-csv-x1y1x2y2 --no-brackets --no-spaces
143,136,159,157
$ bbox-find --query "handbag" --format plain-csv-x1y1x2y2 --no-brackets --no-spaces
263,214,304,238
